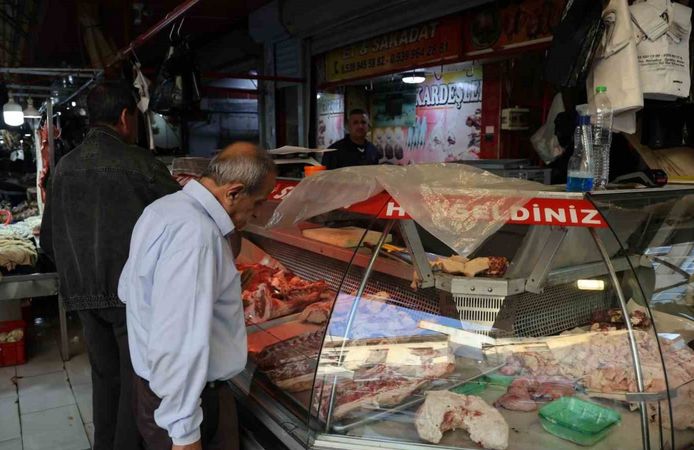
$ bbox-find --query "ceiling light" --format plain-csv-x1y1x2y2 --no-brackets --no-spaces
402,72,426,84
23,98,40,119
71,101,77,107
3,96,24,126
316,93,321,99
577,279,605,291
24,134,31,137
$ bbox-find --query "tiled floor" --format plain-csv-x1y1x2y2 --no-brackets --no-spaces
0,314,93,450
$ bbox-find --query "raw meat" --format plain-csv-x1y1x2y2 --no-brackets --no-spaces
498,331,694,396
238,263,334,325
590,308,652,331
299,300,334,324
253,330,325,371
495,376,574,412
416,391,509,450
484,256,509,277
314,362,454,421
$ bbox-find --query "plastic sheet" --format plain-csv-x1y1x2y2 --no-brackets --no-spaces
266,164,548,256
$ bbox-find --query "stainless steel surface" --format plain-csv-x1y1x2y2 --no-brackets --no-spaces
525,227,568,294
228,374,307,450
244,224,413,281
590,228,650,450
399,220,434,288
435,275,525,297
326,220,395,431
0,273,70,361
545,256,638,286
0,273,59,300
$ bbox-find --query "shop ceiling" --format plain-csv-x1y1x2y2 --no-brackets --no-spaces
0,0,269,91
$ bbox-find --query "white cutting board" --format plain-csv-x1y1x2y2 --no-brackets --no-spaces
302,227,392,248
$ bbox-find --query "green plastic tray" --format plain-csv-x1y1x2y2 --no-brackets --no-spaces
484,373,515,387
539,397,621,446
451,380,488,396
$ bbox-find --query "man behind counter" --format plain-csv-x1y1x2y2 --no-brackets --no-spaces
322,108,379,169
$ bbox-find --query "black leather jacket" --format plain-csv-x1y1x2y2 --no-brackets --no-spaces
41,127,180,311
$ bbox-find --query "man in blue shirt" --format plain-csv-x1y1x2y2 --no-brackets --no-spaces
118,143,277,450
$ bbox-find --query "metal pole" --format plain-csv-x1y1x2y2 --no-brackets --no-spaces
324,220,395,431
107,0,202,68
47,99,54,173
589,227,650,449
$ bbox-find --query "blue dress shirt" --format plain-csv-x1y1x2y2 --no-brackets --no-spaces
118,180,247,446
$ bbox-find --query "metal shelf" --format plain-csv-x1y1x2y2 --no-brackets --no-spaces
0,272,59,301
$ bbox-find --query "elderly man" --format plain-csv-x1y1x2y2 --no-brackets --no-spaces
118,143,277,450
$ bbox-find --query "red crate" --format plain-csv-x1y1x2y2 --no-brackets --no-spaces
0,320,26,366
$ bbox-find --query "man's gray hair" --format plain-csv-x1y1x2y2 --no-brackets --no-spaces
202,148,276,194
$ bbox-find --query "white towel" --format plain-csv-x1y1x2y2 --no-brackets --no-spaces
587,0,643,134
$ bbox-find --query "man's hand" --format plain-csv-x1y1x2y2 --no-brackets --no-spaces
172,441,202,450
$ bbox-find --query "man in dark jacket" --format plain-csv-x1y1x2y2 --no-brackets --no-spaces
322,109,379,169
40,80,181,450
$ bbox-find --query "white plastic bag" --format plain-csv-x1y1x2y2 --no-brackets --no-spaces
633,0,692,99
266,164,547,257
530,93,566,164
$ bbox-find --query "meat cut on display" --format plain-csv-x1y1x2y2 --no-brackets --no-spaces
416,391,509,450
494,376,575,412
313,361,455,421
238,263,335,325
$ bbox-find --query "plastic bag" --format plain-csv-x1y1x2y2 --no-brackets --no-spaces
531,94,566,164
633,0,692,100
267,164,548,257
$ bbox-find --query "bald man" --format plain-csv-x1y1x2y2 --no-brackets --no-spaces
119,144,277,450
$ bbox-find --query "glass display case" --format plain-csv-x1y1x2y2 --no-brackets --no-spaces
230,176,694,450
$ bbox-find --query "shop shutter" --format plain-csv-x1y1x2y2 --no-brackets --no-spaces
275,38,302,78
280,0,492,55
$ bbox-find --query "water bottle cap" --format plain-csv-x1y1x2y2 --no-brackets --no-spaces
596,86,607,93
577,115,591,125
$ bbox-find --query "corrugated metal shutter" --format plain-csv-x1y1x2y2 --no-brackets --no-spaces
280,0,492,55
274,38,302,77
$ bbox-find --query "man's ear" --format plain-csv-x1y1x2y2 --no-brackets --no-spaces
224,182,245,201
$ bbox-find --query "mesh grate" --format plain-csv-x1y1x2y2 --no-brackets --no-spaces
249,236,444,319
249,235,616,339
509,282,615,337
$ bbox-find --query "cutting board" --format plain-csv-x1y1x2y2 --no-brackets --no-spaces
247,320,323,354
302,227,392,248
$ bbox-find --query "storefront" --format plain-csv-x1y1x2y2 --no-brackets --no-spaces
311,0,565,167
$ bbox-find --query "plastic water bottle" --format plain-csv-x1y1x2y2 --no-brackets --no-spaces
567,106,594,192
593,86,613,189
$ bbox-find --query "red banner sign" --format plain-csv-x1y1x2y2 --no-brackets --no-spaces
324,16,463,83
268,180,606,228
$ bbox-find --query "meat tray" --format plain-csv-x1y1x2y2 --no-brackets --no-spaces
329,359,504,433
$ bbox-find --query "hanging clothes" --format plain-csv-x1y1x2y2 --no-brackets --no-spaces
586,0,643,134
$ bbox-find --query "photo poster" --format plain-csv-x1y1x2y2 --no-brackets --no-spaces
370,65,483,164
316,92,345,149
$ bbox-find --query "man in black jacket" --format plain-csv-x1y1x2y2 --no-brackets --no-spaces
41,80,181,450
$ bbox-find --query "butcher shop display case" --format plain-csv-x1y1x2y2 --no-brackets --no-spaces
229,166,694,450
